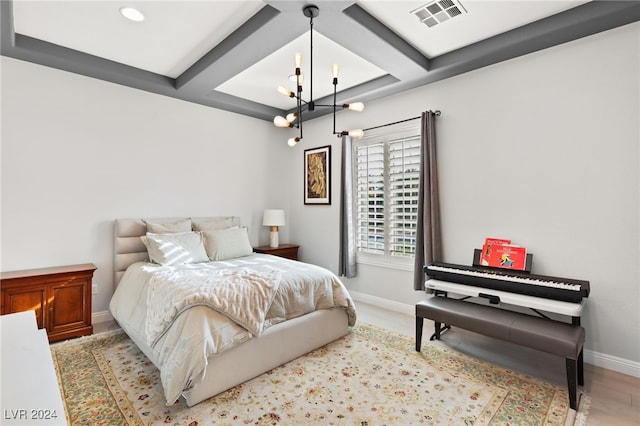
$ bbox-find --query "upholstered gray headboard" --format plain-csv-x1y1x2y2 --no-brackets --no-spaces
113,216,240,287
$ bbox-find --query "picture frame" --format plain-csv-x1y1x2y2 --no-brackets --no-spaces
304,145,331,205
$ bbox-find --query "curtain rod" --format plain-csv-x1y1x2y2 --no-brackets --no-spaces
362,110,441,132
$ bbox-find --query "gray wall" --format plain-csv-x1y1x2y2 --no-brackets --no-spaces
1,22,638,373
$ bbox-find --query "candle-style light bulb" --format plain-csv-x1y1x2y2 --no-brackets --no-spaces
332,64,340,79
277,85,294,97
345,102,365,112
288,137,300,147
348,129,364,139
295,53,302,68
273,116,291,128
286,112,298,123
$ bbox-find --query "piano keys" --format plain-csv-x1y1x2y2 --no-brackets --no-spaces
424,261,590,303
424,279,585,317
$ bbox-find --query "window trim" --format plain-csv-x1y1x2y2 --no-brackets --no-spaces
356,251,415,271
353,120,421,269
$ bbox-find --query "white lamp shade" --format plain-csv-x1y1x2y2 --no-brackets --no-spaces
263,209,286,226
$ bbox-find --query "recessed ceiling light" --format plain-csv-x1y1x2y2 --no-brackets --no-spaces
120,7,144,22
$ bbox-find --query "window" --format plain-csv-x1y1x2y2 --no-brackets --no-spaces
354,123,421,267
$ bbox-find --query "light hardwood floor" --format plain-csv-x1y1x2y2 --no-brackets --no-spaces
94,301,640,425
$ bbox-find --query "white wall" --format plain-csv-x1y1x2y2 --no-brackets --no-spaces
292,23,640,366
0,56,295,312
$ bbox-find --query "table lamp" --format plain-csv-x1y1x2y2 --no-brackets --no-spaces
263,209,286,248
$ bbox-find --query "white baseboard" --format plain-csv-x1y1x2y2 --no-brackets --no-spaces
584,350,640,378
349,290,414,316
92,310,113,324
349,291,640,379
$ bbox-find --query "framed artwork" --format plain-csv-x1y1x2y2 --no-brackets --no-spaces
304,145,331,205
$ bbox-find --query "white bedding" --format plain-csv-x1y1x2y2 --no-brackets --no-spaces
109,253,356,405
146,267,282,345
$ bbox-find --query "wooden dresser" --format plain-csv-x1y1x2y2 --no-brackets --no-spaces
1,263,96,342
253,244,299,260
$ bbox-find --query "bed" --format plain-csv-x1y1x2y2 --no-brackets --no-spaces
109,216,356,407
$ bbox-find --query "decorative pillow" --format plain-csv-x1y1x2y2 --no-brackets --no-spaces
192,217,235,232
203,227,253,261
143,219,192,234
140,231,209,265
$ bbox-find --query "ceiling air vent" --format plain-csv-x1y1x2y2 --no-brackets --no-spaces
411,0,467,28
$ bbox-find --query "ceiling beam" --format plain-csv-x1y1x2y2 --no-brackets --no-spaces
427,0,640,85
2,0,639,123
337,4,431,77
177,5,296,92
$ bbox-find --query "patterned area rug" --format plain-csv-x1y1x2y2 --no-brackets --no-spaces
51,323,588,425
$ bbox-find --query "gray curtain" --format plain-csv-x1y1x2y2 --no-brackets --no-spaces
339,135,357,278
413,111,442,290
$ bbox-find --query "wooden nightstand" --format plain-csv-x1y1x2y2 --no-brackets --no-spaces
1,263,96,342
253,244,299,261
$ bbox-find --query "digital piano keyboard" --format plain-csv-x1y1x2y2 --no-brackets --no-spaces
424,262,590,304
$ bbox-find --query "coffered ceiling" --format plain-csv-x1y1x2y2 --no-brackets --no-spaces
2,1,639,122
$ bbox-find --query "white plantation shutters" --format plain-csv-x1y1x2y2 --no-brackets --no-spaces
389,135,421,256
354,123,421,258
356,143,385,254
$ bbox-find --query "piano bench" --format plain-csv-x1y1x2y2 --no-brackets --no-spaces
415,297,585,411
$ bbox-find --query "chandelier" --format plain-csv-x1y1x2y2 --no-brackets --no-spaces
273,5,365,147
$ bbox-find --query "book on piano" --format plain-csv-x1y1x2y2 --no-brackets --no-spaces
473,248,533,272
479,237,511,265
487,244,527,270
479,238,528,271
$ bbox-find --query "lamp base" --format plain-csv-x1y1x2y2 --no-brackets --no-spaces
269,229,279,248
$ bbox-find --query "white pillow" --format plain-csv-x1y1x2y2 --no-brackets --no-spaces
143,219,192,234
203,227,253,261
192,217,235,232
141,232,209,265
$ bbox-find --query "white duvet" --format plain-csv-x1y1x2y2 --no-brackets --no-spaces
109,254,356,405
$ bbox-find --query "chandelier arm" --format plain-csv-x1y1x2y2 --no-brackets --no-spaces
309,13,314,108
287,103,310,116
299,88,304,138
296,70,302,135
333,78,337,135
